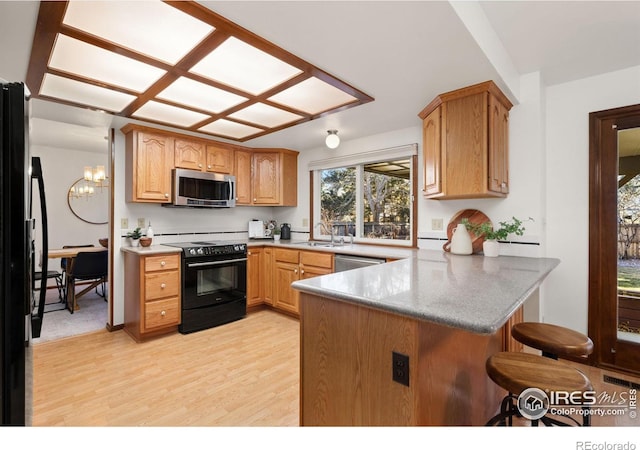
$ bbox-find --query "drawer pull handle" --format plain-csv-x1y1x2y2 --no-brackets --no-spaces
161,310,166,316
161,283,166,289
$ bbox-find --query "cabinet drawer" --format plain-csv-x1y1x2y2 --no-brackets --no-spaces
300,251,333,270
144,297,180,330
145,270,180,300
274,248,299,264
145,254,180,272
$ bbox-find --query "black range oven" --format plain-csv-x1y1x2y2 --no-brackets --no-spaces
164,241,247,334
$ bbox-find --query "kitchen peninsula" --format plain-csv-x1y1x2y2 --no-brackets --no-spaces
292,250,560,426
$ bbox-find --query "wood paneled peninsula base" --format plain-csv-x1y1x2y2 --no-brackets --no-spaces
292,250,560,426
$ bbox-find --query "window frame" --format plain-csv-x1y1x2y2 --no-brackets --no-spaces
309,144,418,248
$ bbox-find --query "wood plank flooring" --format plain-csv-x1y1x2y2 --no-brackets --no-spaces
33,309,640,427
33,310,299,426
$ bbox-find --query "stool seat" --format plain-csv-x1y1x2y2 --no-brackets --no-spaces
486,352,593,396
511,322,594,359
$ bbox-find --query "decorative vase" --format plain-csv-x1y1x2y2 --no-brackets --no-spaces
450,223,473,255
483,239,499,257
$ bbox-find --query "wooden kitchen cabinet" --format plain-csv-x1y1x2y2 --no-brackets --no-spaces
206,144,234,173
418,80,512,199
234,149,298,206
123,125,174,203
124,251,181,342
272,248,333,316
247,247,263,307
174,138,206,171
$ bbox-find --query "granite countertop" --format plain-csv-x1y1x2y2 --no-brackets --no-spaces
120,244,182,255
291,249,560,335
248,239,416,260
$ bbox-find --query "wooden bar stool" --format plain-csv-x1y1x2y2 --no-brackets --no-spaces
511,322,594,360
486,352,593,426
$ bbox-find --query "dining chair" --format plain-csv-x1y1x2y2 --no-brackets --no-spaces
60,244,94,301
66,250,108,314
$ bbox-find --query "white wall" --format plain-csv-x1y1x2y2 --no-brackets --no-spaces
544,65,640,333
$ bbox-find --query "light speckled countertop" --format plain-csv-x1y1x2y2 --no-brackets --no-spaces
120,245,182,255
292,249,560,335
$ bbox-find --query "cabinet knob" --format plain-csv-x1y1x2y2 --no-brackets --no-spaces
161,261,166,266
161,310,166,316
165,193,169,198
248,251,252,256
198,163,202,168
501,182,507,188
207,165,212,169
300,269,304,274
161,283,166,289
253,198,257,202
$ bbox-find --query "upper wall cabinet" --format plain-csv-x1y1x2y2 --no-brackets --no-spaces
234,149,298,206
122,125,174,203
418,80,513,200
122,124,298,206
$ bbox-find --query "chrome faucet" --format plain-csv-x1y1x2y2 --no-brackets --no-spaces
315,221,334,246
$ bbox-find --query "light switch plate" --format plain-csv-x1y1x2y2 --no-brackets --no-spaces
432,218,443,231
138,218,146,228
121,218,128,229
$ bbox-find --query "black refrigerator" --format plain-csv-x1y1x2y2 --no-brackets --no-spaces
1,81,49,425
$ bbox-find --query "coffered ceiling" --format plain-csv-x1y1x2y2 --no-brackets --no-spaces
26,1,372,142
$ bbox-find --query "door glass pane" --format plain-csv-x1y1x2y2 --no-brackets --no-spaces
617,127,640,344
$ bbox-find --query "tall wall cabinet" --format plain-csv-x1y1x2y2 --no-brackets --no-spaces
418,80,513,200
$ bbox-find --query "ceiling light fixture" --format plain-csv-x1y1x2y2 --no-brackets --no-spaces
27,1,374,142
326,130,340,149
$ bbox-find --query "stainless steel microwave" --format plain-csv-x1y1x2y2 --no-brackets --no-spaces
169,168,236,208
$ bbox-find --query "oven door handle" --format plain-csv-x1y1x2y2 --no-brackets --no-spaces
186,257,247,268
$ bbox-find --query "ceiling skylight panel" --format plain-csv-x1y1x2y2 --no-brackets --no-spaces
49,34,166,93
40,73,136,112
269,77,358,115
133,101,210,128
229,103,303,128
190,37,303,95
62,1,214,65
157,77,247,114
198,119,263,140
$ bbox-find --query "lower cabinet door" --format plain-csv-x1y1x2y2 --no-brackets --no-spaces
144,297,180,331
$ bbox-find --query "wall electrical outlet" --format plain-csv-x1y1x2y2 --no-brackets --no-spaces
138,218,146,229
392,351,410,387
121,218,128,229
432,218,443,231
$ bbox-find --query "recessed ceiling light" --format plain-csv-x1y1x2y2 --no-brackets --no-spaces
198,119,264,140
40,73,136,112
269,77,358,115
132,101,209,128
190,37,303,96
49,34,166,93
62,0,213,65
157,77,247,114
229,103,303,128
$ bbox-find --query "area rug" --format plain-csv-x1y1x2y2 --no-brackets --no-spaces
32,286,108,344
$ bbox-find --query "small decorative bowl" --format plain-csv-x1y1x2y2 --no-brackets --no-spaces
99,238,108,248
139,237,152,247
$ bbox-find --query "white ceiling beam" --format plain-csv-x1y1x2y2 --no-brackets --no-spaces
449,1,521,104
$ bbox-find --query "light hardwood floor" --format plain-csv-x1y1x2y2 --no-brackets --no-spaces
33,309,299,426
33,310,639,427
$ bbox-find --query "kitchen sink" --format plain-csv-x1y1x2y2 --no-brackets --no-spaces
292,241,342,248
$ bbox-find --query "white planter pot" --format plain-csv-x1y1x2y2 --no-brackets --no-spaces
273,235,281,242
483,240,499,257
130,238,140,247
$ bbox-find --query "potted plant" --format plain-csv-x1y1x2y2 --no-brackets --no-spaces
272,226,281,242
127,227,143,247
461,217,531,257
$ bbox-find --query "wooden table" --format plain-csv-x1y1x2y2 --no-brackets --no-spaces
48,247,108,311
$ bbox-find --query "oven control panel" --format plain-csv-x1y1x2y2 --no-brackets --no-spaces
185,243,247,258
